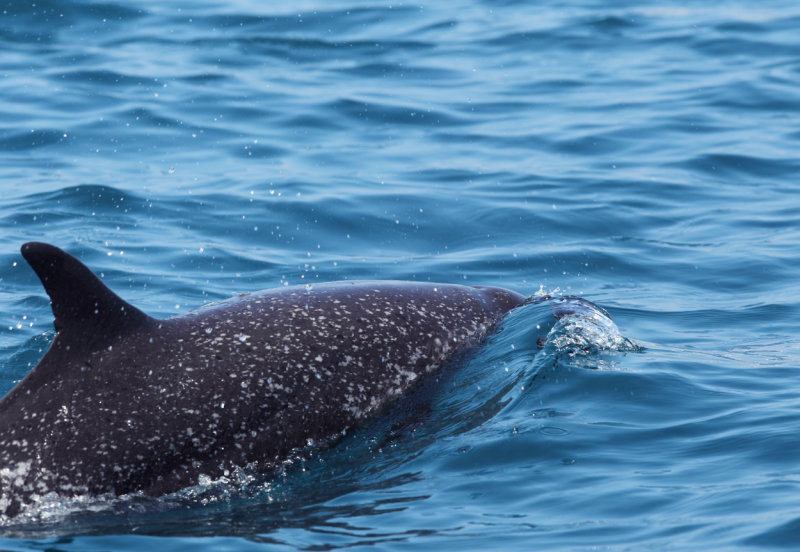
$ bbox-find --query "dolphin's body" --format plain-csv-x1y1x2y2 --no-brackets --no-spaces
0,243,526,517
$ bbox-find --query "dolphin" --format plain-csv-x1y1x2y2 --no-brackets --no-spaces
0,242,527,517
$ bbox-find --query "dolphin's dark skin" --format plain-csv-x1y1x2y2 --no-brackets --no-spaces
0,243,527,517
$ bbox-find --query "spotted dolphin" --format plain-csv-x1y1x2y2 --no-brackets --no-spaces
0,242,526,517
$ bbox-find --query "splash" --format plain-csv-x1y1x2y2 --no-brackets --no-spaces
540,296,642,370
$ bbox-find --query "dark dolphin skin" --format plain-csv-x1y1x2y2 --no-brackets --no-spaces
0,243,526,517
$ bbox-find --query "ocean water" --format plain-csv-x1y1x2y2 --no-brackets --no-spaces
1,0,799,549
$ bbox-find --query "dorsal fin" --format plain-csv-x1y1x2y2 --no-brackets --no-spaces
21,242,153,337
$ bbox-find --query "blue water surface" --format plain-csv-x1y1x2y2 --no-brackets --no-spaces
1,0,800,549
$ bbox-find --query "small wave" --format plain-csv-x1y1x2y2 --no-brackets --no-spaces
533,295,642,372
0,130,68,152
325,98,466,128
549,296,641,351
679,152,800,179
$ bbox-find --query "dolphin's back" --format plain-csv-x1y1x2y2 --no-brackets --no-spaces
0,244,525,517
